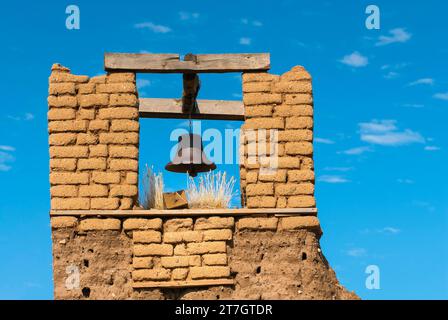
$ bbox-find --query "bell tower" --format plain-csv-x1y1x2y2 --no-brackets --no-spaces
48,53,357,300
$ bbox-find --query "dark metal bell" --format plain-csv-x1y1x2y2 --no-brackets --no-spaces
165,133,216,177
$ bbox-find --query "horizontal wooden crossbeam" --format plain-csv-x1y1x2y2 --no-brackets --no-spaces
50,208,318,217
104,53,270,73
139,98,245,121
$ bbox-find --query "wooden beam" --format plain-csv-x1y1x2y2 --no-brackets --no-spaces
132,279,235,289
139,98,245,121
50,208,318,217
104,53,270,73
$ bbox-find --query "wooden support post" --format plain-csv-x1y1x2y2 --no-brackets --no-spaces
182,54,200,114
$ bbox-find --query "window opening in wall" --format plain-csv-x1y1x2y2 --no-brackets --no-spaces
137,73,244,210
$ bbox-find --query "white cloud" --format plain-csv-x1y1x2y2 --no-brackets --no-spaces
339,146,372,155
359,119,425,146
403,103,424,108
137,79,151,89
134,22,171,33
361,227,401,235
413,200,435,212
433,92,448,100
0,150,14,172
424,145,441,151
314,137,334,144
340,51,368,67
324,166,353,172
384,71,399,79
179,12,199,20
408,78,434,86
7,113,34,121
376,28,412,46
241,18,263,27
0,145,15,151
380,227,401,234
239,37,251,45
359,119,397,133
346,248,367,257
397,178,414,184
317,175,350,183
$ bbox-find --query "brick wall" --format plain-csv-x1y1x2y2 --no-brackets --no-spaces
240,66,316,209
48,64,139,210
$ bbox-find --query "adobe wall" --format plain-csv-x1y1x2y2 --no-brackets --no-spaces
239,67,315,209
47,64,357,300
51,215,356,300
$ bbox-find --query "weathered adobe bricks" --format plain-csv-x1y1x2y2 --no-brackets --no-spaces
132,269,171,281
237,217,278,231
190,266,230,279
194,217,234,230
50,216,78,228
48,64,139,211
124,218,162,231
160,255,201,268
51,197,89,210
133,230,162,243
50,159,77,171
133,257,153,269
163,231,202,243
172,268,189,280
240,66,316,209
134,244,173,256
187,241,227,255
202,253,227,266
78,218,121,231
164,218,193,232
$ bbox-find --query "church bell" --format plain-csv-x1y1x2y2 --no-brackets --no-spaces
165,133,216,177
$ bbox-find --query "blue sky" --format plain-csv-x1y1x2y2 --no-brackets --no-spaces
0,0,447,299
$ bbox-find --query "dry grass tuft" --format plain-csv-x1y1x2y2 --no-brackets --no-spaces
186,171,237,209
140,165,164,209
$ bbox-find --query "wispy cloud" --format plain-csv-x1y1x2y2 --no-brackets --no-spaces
318,175,350,183
359,119,425,146
324,166,353,172
137,79,151,89
433,92,448,100
7,113,34,121
413,200,435,213
239,37,251,45
397,178,414,184
408,78,434,86
339,146,372,155
376,28,411,46
179,11,199,21
0,147,15,172
361,227,401,235
346,248,367,257
241,18,263,27
384,71,399,79
403,103,424,108
0,145,15,151
314,137,334,144
380,227,401,234
424,145,441,151
134,22,172,33
340,51,368,67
